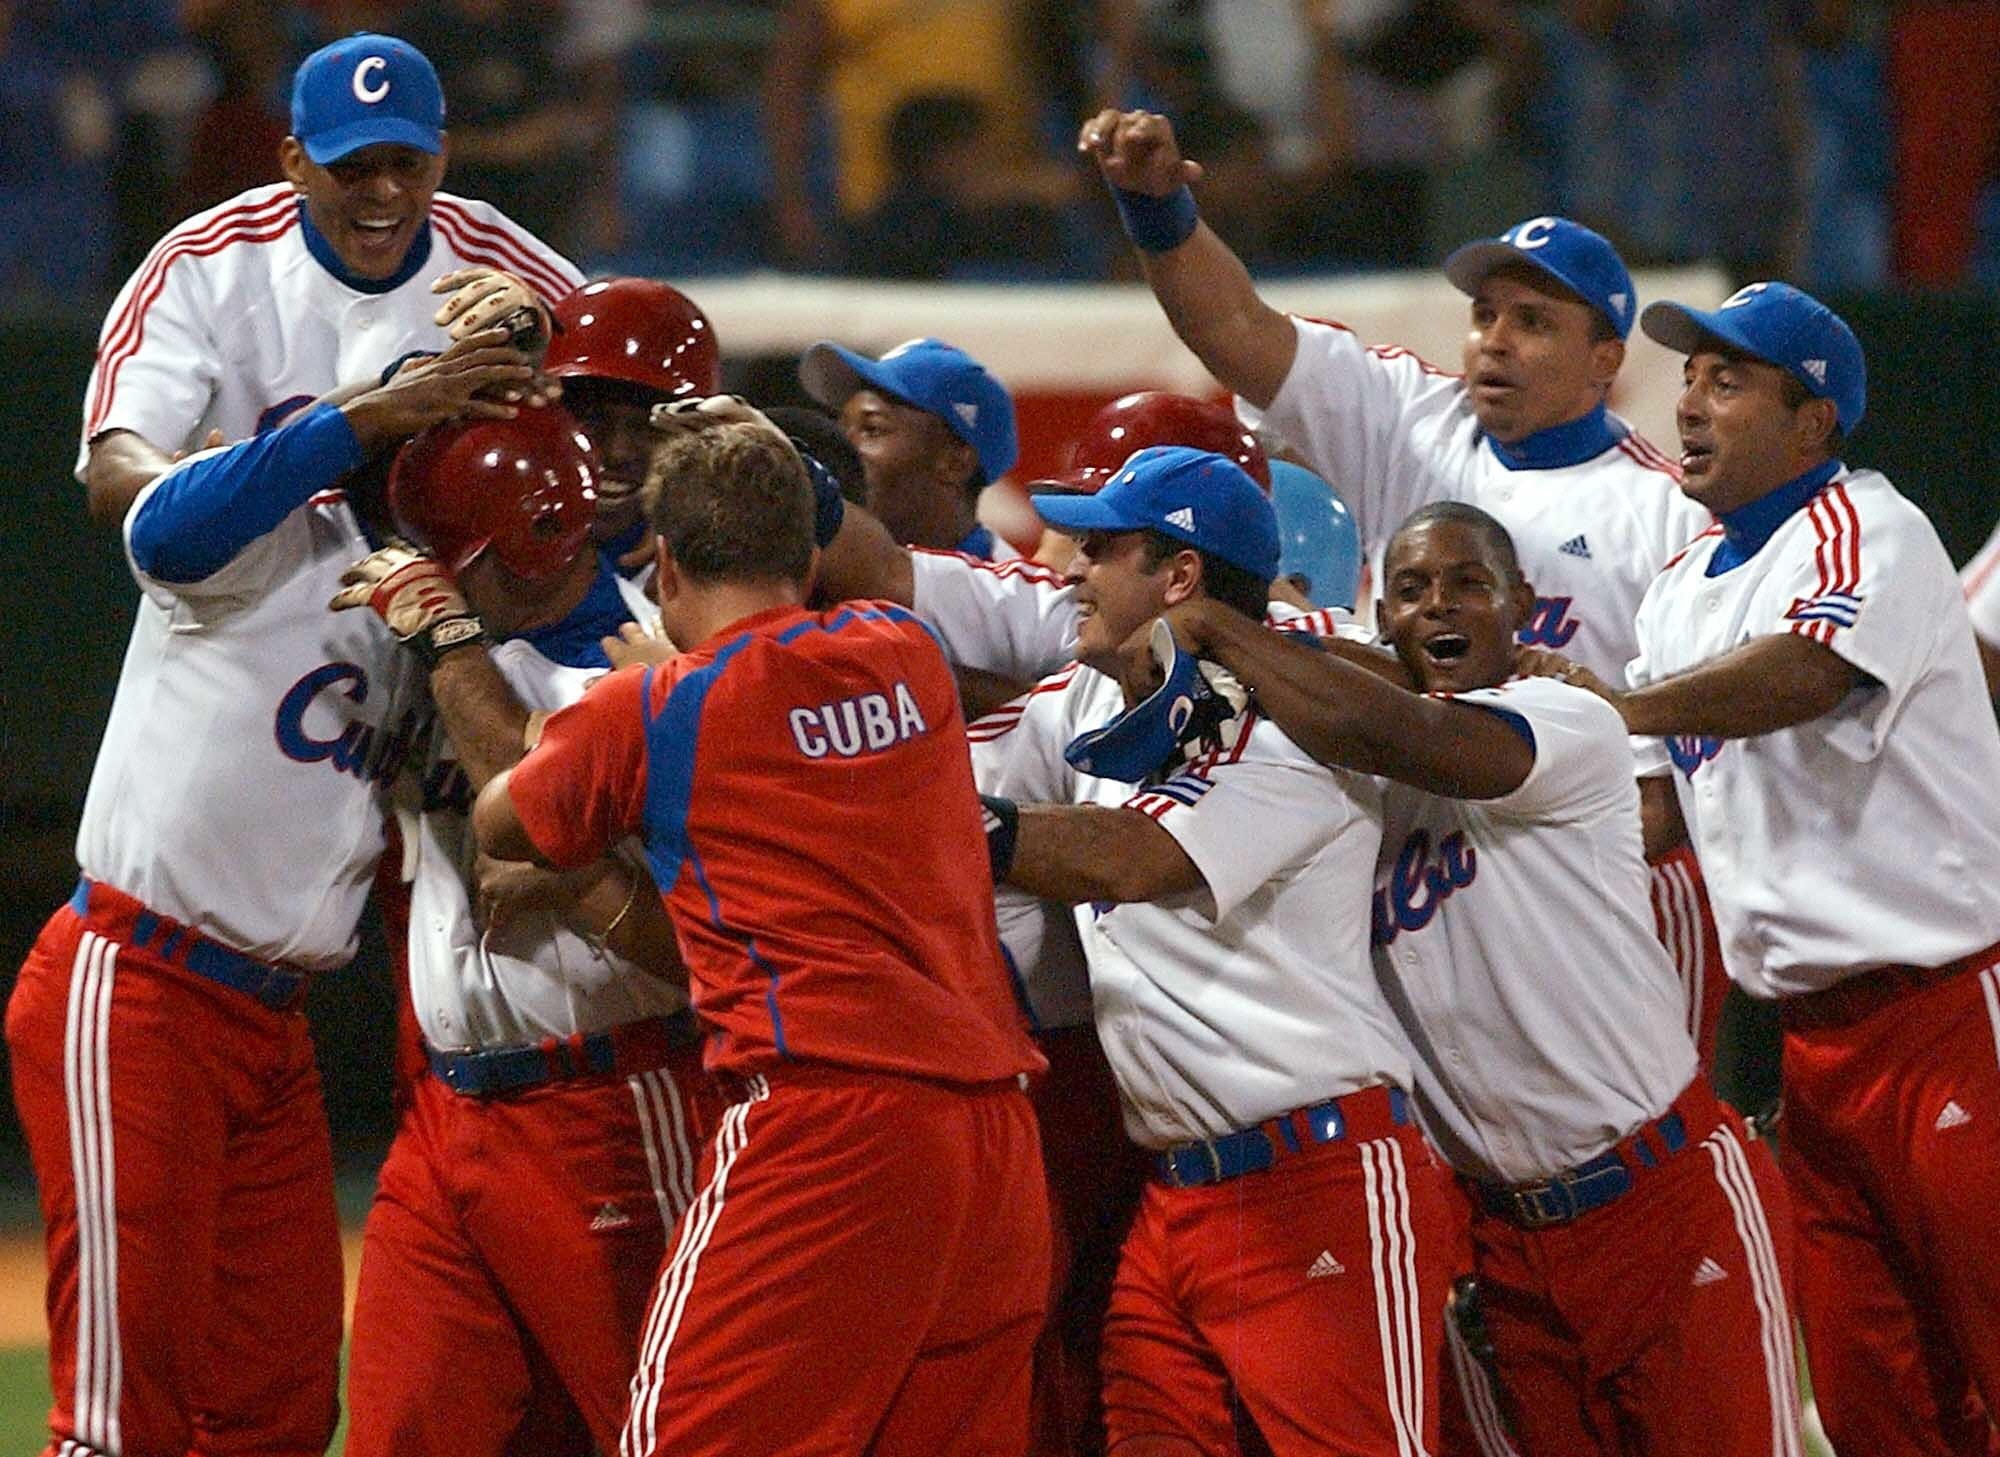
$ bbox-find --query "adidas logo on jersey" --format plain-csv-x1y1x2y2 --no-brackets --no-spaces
1306,1250,1345,1280
590,1202,634,1232
1165,507,1196,531
1691,1257,1729,1288
1936,1100,1972,1131
1558,534,1591,560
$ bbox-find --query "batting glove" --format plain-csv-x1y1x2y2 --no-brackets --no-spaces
331,543,489,669
432,268,552,356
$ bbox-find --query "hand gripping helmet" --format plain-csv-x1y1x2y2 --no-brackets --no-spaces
543,277,722,401
389,402,601,582
1033,391,1272,495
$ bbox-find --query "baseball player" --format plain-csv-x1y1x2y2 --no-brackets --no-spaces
1163,499,1801,1455
473,404,1052,1457
1077,108,1730,1074
78,31,582,526
4,336,536,1457
327,403,717,1457
978,446,1449,1456
1956,520,2000,698
1539,281,2000,1457
799,335,1021,557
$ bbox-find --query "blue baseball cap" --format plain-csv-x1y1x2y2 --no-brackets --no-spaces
798,337,1017,484
1641,281,1866,433
1444,216,1637,339
291,34,446,165
1270,462,1361,611
1032,446,1280,581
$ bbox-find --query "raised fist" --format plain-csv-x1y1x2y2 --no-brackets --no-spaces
1076,109,1205,197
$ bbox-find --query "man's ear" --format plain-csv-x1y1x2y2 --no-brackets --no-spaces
1590,336,1626,395
1795,396,1839,457
1509,575,1537,629
279,136,309,191
1159,547,1206,608
938,434,980,493
652,538,681,606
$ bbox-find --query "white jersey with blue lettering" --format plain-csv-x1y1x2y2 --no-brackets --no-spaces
976,652,1411,1149
75,462,427,971
405,574,691,1052
1370,675,1696,1185
1630,466,2000,996
1958,516,2000,649
78,182,582,476
1241,317,1708,682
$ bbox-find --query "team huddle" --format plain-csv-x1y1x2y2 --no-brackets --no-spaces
10,29,2000,1457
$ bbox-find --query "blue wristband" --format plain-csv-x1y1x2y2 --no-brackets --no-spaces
1113,185,1199,253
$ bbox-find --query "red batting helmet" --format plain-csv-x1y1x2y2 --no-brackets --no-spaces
390,402,600,582
1034,392,1272,496
543,277,721,401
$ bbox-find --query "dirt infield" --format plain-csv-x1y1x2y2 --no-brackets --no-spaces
0,1230,370,1347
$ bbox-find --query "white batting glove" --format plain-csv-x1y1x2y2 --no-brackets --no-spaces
331,543,489,669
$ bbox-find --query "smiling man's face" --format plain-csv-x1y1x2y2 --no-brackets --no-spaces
1377,517,1535,694
281,136,447,280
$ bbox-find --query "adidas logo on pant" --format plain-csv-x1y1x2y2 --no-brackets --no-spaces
1306,1250,1345,1279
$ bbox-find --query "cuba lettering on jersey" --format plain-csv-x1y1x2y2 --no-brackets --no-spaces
78,182,582,475
1240,317,1706,683
75,471,426,971
971,648,1414,1149
1632,467,2000,995
407,575,688,1052
506,600,1043,1086
1960,515,2000,650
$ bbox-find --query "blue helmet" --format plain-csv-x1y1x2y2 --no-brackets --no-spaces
1270,462,1361,611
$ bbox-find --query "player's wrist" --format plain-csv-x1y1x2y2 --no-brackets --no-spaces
411,614,491,672
1112,184,1199,253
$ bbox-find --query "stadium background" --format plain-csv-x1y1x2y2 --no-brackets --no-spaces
2,0,1998,1448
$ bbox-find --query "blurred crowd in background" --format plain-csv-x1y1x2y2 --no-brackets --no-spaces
3,0,1995,304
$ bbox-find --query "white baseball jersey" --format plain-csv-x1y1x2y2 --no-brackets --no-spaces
1242,317,1709,682
1959,517,2000,649
1631,467,2000,996
76,458,427,971
979,656,1412,1149
78,182,582,475
1371,676,1697,1185
407,573,691,1052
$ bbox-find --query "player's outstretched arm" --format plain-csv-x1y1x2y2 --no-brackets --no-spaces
84,430,179,527
1167,599,1536,799
1079,109,1298,410
1520,633,1862,739
986,798,1207,906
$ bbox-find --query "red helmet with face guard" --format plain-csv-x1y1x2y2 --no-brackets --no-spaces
1034,391,1272,495
389,402,600,582
543,277,721,401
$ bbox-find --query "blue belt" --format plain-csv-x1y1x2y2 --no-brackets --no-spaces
1155,1086,1413,1188
1476,1110,1688,1229
428,1009,701,1097
70,877,310,1013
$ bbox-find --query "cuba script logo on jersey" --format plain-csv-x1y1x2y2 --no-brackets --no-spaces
1668,734,1724,777
1516,595,1581,649
275,661,418,786
1372,828,1478,946
790,682,929,759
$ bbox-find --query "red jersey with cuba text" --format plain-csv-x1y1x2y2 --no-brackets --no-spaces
508,600,1043,1085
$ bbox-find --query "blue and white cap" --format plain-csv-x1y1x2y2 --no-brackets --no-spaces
1269,462,1361,611
291,33,446,165
798,337,1018,484
1031,446,1280,581
1641,281,1867,433
1444,216,1637,339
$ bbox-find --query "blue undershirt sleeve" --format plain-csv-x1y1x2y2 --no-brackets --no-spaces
127,402,366,583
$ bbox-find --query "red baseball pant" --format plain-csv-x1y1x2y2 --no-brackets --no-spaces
619,1066,1052,1457
1782,958,2000,1457
1470,1083,1801,1456
5,896,343,1457
1101,1105,1450,1456
344,1045,717,1457
1649,844,1727,1076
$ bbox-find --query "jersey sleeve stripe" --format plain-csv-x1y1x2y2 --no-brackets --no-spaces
1963,539,2000,601
1617,434,1682,480
1832,482,1863,592
1658,523,1723,575
911,546,1069,586
428,210,574,304
430,201,580,301
87,200,302,439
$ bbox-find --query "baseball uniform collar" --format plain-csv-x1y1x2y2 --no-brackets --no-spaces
298,198,435,296
512,552,631,668
1707,458,1843,577
1481,402,1623,473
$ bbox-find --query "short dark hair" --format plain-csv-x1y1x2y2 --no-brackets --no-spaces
1138,531,1272,621
1775,369,1846,454
1389,501,1525,585
645,422,815,586
763,404,867,505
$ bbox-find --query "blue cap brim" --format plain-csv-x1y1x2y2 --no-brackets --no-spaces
1638,301,1761,363
1443,239,1625,337
1030,492,1140,536
302,117,444,165
799,343,900,411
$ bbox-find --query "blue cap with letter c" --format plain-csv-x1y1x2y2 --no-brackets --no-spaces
1032,445,1280,581
291,33,446,165
1640,281,1866,434
1443,216,1636,339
